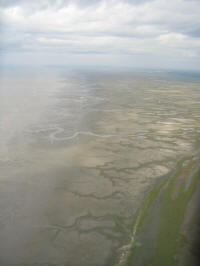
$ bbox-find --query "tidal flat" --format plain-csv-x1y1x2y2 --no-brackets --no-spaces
0,68,200,266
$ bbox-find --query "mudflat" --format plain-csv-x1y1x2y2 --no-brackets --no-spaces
0,68,200,266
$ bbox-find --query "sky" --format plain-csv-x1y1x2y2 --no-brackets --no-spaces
1,0,200,70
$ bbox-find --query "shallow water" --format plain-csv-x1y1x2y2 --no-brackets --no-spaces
0,68,200,265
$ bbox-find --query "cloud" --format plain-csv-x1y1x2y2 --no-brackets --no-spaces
0,0,153,8
1,0,200,69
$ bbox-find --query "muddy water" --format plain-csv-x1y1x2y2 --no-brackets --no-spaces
0,68,200,266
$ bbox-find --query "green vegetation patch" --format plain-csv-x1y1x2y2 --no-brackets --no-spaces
117,176,168,266
117,157,200,266
145,160,200,266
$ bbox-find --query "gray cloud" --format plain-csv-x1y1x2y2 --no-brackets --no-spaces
1,0,153,8
187,28,200,38
1,0,200,70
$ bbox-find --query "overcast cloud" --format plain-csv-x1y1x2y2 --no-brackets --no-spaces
1,0,200,69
